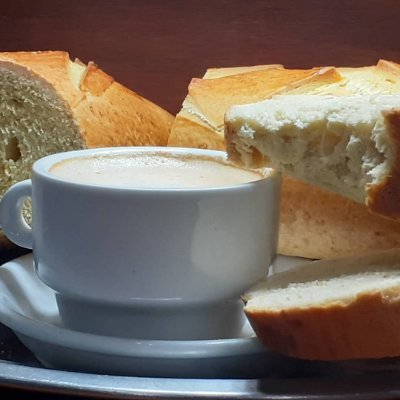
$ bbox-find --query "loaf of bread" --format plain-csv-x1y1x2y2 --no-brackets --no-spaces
168,65,341,150
225,94,400,220
0,50,174,259
168,61,400,259
0,50,174,197
243,248,400,361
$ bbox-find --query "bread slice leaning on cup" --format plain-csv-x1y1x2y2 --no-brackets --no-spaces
225,94,400,220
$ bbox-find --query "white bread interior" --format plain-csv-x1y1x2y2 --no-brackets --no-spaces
243,249,400,360
0,58,85,195
0,51,174,197
225,94,400,219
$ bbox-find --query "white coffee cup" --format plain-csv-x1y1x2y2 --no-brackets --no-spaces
0,147,281,340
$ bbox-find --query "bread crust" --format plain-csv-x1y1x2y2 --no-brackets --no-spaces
0,50,174,147
169,66,342,150
366,109,400,219
245,290,400,360
203,64,283,79
169,112,225,150
244,249,400,360
188,66,341,130
279,177,400,259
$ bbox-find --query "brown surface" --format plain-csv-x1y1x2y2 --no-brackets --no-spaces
187,67,339,129
1,0,400,115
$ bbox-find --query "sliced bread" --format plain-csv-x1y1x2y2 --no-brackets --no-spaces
0,50,174,197
0,50,174,260
244,249,400,360
168,61,400,258
225,94,400,219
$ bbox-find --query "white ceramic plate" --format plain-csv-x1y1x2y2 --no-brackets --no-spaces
0,254,307,378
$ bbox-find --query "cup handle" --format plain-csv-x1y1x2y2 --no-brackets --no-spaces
0,179,33,249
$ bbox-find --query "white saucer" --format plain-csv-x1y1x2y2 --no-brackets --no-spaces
0,254,307,378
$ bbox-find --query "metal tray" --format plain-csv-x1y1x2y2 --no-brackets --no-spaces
2,323,400,400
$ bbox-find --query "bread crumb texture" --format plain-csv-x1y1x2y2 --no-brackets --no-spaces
0,51,174,197
0,60,84,195
226,95,398,205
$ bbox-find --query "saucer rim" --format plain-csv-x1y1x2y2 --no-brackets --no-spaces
0,254,267,360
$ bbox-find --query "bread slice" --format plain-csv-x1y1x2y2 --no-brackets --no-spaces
225,94,400,220
243,248,400,360
168,61,400,258
0,50,174,196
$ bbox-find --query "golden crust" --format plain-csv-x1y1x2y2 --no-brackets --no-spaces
366,109,400,219
168,112,225,150
188,67,342,129
245,289,400,360
279,178,400,259
244,249,400,360
170,65,342,151
79,61,114,95
376,59,400,75
203,64,283,79
73,79,174,147
0,50,174,147
0,51,85,107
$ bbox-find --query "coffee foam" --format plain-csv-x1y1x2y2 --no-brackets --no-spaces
50,152,264,189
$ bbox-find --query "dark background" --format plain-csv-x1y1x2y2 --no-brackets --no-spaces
1,0,399,114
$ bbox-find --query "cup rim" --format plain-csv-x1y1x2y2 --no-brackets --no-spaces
32,146,278,193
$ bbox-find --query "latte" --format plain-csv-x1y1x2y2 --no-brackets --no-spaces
50,152,263,189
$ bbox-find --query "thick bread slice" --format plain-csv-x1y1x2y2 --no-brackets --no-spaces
169,61,400,258
0,50,174,196
225,94,400,219
243,248,400,360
